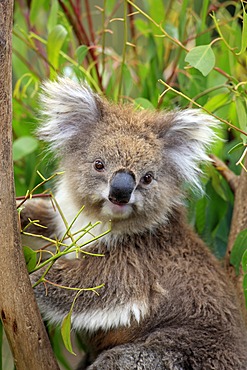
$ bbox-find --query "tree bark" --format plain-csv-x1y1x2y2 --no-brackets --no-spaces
226,155,247,317
0,1,59,369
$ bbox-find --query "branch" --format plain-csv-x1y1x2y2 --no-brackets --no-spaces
211,155,247,316
226,154,247,317
0,2,59,369
210,154,238,193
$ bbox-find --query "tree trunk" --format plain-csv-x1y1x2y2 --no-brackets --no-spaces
0,1,59,369
226,155,247,317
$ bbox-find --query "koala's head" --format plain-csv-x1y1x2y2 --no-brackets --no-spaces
38,77,217,234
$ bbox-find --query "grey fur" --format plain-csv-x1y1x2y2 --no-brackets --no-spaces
21,78,247,369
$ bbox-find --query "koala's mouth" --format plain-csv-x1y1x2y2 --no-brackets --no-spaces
101,199,133,220
109,198,128,206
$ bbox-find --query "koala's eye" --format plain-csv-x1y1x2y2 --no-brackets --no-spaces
94,159,105,172
141,173,153,185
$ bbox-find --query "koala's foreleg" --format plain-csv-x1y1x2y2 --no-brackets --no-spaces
84,343,184,370
18,198,70,272
18,198,57,236
79,324,246,370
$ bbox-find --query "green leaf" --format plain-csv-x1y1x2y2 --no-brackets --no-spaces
122,64,133,96
185,45,215,76
195,196,207,235
230,229,247,275
147,0,165,35
236,2,247,55
47,25,68,79
13,73,37,100
105,0,116,14
210,167,227,201
179,0,189,39
135,19,150,35
134,98,155,110
228,142,243,154
203,93,230,113
76,45,88,65
47,0,59,33
30,0,46,26
61,310,76,355
243,274,247,308
23,246,37,273
200,0,210,32
236,98,247,145
242,248,247,274
13,136,39,161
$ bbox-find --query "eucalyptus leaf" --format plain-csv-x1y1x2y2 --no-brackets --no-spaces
47,0,59,33
203,93,230,112
122,64,133,96
134,98,155,110
230,229,247,275
195,196,207,235
61,310,76,355
13,136,39,161
185,45,215,76
236,99,247,145
47,25,68,79
135,19,150,35
242,248,247,274
243,274,247,307
211,168,227,201
76,45,88,65
105,0,116,14
23,246,37,273
236,2,247,55
228,142,243,154
30,0,46,26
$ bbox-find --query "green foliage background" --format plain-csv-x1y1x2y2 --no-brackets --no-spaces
10,0,247,368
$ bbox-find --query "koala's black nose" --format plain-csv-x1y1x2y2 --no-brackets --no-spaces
109,171,136,205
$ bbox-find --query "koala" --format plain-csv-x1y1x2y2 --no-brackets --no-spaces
20,77,247,369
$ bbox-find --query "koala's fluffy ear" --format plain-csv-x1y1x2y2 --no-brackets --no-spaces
37,77,102,150
159,110,219,190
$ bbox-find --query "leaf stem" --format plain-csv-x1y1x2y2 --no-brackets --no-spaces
16,171,64,209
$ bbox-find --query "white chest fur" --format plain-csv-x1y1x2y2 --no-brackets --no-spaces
72,301,149,331
41,301,148,332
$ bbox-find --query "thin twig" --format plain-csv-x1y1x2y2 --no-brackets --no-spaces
127,2,138,60
16,172,63,209
16,193,52,201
